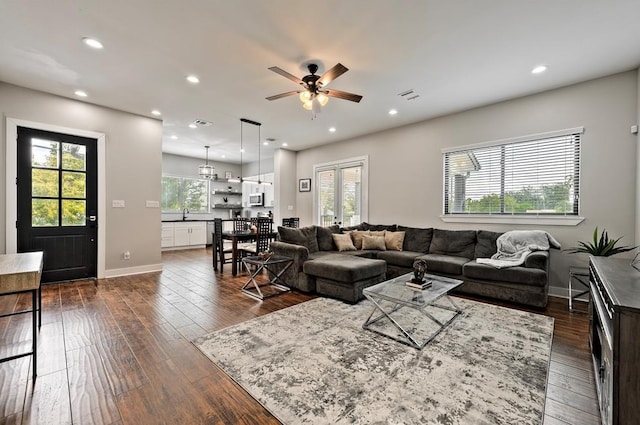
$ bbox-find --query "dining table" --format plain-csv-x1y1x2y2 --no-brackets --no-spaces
219,230,277,276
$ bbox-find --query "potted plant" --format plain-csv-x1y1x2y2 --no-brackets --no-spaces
565,227,637,257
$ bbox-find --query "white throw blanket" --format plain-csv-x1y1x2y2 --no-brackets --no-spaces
476,230,561,269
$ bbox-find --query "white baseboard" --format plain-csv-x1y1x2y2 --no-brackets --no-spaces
104,263,163,278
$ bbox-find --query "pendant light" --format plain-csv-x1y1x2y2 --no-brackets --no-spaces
198,145,215,179
227,119,245,183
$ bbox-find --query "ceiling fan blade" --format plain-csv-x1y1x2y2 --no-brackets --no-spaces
325,89,363,103
266,91,300,101
318,63,349,87
268,66,303,85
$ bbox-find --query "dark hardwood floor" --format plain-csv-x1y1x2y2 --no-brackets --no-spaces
0,248,599,424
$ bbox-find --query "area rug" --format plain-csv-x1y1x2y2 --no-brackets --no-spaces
193,297,554,424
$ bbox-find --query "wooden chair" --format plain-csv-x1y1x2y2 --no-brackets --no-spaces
239,217,273,257
234,218,250,232
212,218,234,272
282,217,300,228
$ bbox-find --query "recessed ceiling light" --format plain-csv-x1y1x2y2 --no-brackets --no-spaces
221,155,226,159
282,142,288,147
329,127,336,133
74,90,88,97
82,37,103,49
531,65,547,74
389,109,398,115
170,135,178,140
186,75,200,84
263,141,269,146
151,110,161,116
240,148,245,153
189,123,197,129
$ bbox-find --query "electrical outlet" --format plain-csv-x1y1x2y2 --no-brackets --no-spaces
112,200,125,208
123,251,131,260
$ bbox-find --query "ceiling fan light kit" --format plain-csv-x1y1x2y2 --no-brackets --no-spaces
267,63,362,118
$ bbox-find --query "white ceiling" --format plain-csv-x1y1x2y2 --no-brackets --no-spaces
1,1,640,164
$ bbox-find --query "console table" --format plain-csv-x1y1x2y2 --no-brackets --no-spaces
589,256,640,425
0,252,43,381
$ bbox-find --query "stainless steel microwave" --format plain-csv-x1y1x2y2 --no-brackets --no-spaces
248,193,263,206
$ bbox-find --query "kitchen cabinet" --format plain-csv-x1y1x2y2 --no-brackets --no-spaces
162,221,207,249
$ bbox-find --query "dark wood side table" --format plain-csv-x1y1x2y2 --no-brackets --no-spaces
241,255,293,300
0,252,43,381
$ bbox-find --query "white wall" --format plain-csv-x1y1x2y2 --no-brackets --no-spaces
1,82,163,276
295,71,639,292
274,148,298,226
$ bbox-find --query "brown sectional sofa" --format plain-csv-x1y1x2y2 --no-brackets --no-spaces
269,223,552,307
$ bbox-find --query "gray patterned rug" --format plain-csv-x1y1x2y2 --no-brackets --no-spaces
194,297,553,424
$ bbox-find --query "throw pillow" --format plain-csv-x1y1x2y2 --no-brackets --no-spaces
385,231,406,251
332,233,357,252
315,225,340,251
370,230,386,237
361,235,387,251
278,226,319,253
348,230,371,250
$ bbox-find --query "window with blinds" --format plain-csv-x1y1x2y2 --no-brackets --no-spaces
443,128,582,216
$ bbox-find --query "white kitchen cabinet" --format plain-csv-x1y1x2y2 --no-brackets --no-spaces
162,221,207,249
161,223,174,248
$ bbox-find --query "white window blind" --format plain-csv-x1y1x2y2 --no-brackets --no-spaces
443,128,582,216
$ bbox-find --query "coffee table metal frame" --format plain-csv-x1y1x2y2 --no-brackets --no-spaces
362,272,463,349
241,255,293,300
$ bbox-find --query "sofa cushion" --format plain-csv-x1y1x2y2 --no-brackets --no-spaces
361,235,386,250
341,223,368,232
385,231,405,251
278,225,319,253
332,233,356,252
335,250,378,259
397,226,433,253
463,261,547,287
303,254,386,283
475,230,503,259
316,225,340,251
347,230,371,250
429,229,476,259
418,253,470,275
363,222,397,232
376,250,422,268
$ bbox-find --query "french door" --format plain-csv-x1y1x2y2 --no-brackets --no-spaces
16,127,98,283
315,157,368,227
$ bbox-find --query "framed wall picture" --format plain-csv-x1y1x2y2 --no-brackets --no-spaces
299,178,311,192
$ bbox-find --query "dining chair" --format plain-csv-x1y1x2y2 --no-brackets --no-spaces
213,218,234,272
239,217,272,257
282,217,300,228
234,217,250,232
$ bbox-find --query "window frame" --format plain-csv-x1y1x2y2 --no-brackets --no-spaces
441,127,585,226
161,174,209,213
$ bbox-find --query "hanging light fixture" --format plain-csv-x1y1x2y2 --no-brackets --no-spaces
227,119,246,183
257,122,272,186
198,145,215,179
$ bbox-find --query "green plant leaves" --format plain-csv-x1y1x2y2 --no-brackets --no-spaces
565,226,637,256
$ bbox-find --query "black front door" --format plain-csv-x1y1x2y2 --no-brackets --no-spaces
16,127,98,283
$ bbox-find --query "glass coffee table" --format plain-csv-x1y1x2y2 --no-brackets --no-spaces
362,272,463,349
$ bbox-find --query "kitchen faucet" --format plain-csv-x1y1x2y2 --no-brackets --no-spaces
182,208,189,221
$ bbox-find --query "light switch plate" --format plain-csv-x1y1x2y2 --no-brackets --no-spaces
146,200,160,208
112,200,125,208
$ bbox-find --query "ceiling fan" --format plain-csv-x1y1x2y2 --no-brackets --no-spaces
266,63,363,115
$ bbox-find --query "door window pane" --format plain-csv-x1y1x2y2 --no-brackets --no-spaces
62,172,86,198
31,139,59,168
32,199,59,226
341,167,362,227
62,143,86,171
318,170,335,226
62,200,86,226
32,169,59,197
